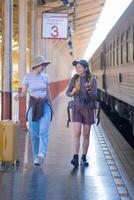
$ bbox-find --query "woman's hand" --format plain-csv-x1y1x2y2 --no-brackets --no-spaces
84,81,92,90
70,88,78,96
14,92,25,101
14,94,19,101
14,85,27,101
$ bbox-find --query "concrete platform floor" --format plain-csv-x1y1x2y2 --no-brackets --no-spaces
0,92,134,200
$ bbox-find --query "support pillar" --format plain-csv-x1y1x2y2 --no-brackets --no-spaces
2,0,13,120
30,0,37,63
18,0,27,128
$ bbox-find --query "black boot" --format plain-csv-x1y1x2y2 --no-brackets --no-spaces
81,154,89,167
71,154,79,167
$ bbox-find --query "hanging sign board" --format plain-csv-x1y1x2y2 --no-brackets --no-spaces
42,13,68,39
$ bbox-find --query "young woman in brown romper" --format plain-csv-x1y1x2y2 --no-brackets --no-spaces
66,60,97,167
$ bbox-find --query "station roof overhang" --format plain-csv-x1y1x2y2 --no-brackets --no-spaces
37,0,106,57
0,0,106,58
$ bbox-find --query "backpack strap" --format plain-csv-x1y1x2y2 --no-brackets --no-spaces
66,106,71,127
95,100,101,126
66,100,74,127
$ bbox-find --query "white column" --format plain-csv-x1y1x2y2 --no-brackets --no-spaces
18,0,27,128
19,0,27,84
3,0,13,92
30,0,37,63
2,0,13,119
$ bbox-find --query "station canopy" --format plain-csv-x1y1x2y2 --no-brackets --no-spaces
0,0,106,57
37,0,106,56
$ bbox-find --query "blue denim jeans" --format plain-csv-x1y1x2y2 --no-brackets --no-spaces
27,103,51,159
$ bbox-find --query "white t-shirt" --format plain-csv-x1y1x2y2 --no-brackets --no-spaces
22,72,49,97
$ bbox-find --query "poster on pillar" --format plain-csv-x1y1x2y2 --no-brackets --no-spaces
42,13,68,39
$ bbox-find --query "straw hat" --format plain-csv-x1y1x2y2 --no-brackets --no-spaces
32,55,50,69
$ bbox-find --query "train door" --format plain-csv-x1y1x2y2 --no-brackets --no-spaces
100,47,106,90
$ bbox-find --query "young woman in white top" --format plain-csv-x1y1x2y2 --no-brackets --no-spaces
14,55,53,165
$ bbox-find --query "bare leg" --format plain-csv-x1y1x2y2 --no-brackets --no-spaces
82,124,91,155
73,122,82,154
71,122,82,167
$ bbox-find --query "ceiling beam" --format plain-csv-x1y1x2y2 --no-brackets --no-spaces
73,33,92,41
75,6,102,19
75,22,96,30
74,27,95,35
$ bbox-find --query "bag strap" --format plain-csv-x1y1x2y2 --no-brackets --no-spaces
66,106,71,128
96,101,101,126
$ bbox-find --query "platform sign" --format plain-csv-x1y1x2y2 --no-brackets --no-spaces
42,13,68,39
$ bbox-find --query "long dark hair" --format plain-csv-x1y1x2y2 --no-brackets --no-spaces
72,68,91,82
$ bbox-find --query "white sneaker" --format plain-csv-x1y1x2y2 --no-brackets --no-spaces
38,156,44,165
33,158,40,165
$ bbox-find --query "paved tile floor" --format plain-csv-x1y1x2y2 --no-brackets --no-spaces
0,92,129,200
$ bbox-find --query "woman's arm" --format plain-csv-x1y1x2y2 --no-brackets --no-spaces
66,78,78,97
87,76,98,100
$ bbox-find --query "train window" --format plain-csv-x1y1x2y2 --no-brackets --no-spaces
110,44,112,67
118,73,122,83
116,37,119,65
121,33,125,64
100,50,106,69
107,46,109,67
113,41,115,66
133,25,134,61
126,27,131,62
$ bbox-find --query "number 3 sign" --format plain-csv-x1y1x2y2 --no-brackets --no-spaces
42,13,68,39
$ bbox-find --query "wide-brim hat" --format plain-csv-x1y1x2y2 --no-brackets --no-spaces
72,59,89,69
32,55,50,69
